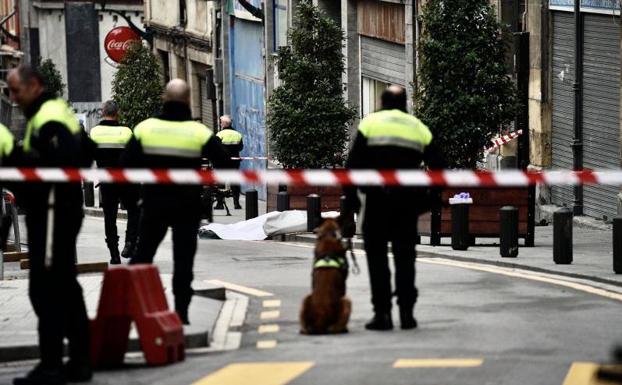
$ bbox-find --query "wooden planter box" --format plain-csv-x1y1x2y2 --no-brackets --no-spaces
418,186,535,247
267,185,343,213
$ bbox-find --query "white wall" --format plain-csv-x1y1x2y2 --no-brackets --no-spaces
98,11,144,102
149,0,179,27
38,10,68,96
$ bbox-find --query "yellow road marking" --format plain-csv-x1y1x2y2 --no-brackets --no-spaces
418,258,622,303
263,299,282,308
258,324,280,334
394,359,484,368
257,340,278,349
206,279,274,297
191,362,314,385
561,362,622,385
261,310,280,320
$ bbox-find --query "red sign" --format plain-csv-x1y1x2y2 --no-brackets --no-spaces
104,27,141,63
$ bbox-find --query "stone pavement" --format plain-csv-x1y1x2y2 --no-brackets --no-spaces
285,222,622,286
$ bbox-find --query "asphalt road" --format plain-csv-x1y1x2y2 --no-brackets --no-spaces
0,217,621,385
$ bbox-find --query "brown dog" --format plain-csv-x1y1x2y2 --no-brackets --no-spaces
300,218,352,335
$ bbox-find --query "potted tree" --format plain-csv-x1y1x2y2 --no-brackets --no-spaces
414,0,534,246
267,0,356,211
112,42,164,129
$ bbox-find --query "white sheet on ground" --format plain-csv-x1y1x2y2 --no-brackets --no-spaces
200,210,341,240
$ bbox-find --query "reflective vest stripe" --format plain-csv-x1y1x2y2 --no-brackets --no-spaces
141,145,202,158
367,136,425,152
95,143,126,149
25,99,81,153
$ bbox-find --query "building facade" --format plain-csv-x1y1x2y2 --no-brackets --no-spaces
527,0,622,220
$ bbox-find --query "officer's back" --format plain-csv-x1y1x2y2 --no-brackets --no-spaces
123,79,231,209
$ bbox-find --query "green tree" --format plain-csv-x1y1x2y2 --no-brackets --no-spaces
112,42,164,128
415,0,518,169
267,0,356,169
36,58,65,97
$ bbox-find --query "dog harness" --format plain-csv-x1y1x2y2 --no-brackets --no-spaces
314,252,349,278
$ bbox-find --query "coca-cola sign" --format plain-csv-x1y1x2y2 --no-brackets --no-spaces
104,27,141,63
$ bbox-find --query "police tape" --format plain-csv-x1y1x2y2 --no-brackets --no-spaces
0,168,622,187
485,130,523,154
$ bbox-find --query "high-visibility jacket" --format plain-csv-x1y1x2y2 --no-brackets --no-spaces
133,118,213,160
89,122,133,168
90,125,132,149
24,98,80,154
216,128,244,160
344,109,444,219
0,123,14,160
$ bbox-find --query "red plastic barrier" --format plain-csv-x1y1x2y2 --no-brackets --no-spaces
90,265,185,368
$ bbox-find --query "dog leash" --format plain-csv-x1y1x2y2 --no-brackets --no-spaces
346,239,361,276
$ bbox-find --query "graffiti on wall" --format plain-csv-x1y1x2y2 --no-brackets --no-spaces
550,0,621,11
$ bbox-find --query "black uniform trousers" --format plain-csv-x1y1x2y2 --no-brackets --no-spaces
362,193,419,315
130,203,201,313
25,185,90,370
100,184,139,245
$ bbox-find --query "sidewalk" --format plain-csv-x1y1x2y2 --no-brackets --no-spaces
284,223,622,287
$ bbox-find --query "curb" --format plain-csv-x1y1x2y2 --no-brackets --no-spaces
83,207,128,220
282,234,622,289
0,287,228,363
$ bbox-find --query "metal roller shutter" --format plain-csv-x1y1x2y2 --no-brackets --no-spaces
360,36,405,86
582,14,621,220
551,11,575,210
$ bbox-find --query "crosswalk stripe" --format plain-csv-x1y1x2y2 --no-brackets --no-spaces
263,300,282,308
257,340,278,349
393,359,484,368
206,279,274,297
191,362,314,385
261,310,280,320
259,324,280,334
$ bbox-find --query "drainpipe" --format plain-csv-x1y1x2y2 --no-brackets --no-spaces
572,0,584,216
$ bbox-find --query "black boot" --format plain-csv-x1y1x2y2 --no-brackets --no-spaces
121,240,136,259
62,361,92,383
365,313,393,331
106,237,121,265
175,297,191,325
399,307,418,330
234,200,242,210
14,365,66,385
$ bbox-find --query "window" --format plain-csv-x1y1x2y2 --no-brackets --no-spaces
362,78,391,117
273,0,288,50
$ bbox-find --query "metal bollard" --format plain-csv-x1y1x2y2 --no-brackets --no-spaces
553,207,573,264
83,182,95,207
451,203,470,251
307,194,322,232
614,217,622,274
246,189,258,220
277,191,290,212
339,195,347,214
500,206,519,258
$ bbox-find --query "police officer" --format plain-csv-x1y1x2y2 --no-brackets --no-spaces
215,115,244,210
126,79,231,324
0,123,14,161
8,65,93,384
90,101,139,264
342,85,444,331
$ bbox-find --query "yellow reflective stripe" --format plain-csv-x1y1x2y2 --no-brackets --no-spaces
314,258,346,269
24,99,80,152
358,110,433,150
134,118,212,155
90,125,133,146
141,145,202,158
0,124,13,157
217,129,242,144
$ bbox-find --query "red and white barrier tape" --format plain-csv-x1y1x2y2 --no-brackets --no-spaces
485,130,523,154
0,168,621,187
